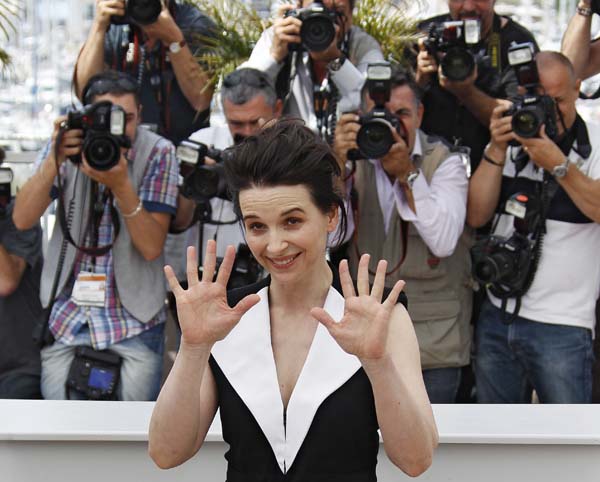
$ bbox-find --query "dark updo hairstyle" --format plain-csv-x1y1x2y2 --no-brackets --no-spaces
224,119,347,246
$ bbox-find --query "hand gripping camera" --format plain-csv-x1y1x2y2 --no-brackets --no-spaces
424,19,483,82
471,191,542,298
66,101,131,171
284,1,338,52
111,0,162,26
504,42,558,142
177,140,230,203
355,62,407,159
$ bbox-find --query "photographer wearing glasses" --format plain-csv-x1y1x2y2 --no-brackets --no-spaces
12,70,179,401
0,150,43,399
333,65,471,403
74,0,215,145
415,0,538,172
244,0,382,138
167,68,282,290
467,51,600,403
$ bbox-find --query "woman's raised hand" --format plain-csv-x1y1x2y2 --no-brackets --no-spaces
310,255,405,361
164,240,260,349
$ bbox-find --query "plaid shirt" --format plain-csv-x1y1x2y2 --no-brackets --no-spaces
43,137,178,350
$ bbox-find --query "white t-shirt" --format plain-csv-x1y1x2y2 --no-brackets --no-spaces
488,121,600,332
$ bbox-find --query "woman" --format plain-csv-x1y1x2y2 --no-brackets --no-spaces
149,120,438,480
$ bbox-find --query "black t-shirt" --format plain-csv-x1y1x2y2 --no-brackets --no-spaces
0,202,43,379
105,2,216,145
417,14,539,171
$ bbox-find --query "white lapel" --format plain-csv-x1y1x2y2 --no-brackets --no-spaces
211,285,361,474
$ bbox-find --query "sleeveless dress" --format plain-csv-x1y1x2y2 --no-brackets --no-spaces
209,275,408,482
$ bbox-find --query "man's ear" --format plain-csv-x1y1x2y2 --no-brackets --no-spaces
274,99,284,118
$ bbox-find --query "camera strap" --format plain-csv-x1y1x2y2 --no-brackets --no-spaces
487,15,502,74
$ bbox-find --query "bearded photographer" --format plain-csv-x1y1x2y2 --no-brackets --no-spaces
167,68,282,286
333,66,471,403
467,51,600,403
416,0,538,171
12,71,179,401
244,0,382,137
74,0,214,145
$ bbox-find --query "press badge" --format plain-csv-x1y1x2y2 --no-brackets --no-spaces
71,272,107,307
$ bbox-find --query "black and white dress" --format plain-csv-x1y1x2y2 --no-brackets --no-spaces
209,276,407,482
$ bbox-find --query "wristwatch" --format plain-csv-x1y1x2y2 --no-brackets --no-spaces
169,39,187,54
577,1,593,16
328,55,346,73
405,169,420,189
552,157,570,179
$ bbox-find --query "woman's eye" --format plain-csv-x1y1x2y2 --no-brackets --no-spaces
286,217,302,226
248,223,265,231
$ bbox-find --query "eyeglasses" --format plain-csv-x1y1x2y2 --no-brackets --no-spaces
223,69,272,90
83,77,139,104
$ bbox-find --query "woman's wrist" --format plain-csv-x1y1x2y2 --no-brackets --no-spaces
179,340,214,361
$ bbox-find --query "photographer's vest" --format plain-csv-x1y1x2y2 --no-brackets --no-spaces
40,127,167,323
350,132,472,369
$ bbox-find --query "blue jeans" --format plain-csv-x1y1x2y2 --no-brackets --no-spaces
422,367,462,403
41,323,164,401
475,300,594,403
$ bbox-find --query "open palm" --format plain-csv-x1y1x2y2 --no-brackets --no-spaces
311,255,405,360
164,240,260,347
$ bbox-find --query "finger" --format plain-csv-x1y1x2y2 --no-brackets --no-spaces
232,294,261,318
216,245,236,287
186,245,199,287
339,259,356,299
310,307,339,333
383,279,406,309
164,265,184,296
371,259,387,302
357,253,371,296
202,239,217,282
277,3,296,17
277,34,302,45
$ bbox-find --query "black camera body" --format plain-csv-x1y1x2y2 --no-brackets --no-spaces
66,101,131,171
111,0,162,26
424,19,483,81
471,192,542,298
504,42,558,142
0,159,12,220
66,346,122,400
355,62,407,159
284,2,338,52
177,140,230,203
215,244,263,290
592,0,600,14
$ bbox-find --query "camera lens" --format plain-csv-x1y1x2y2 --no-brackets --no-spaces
84,134,120,171
512,108,542,138
441,47,475,81
301,15,336,52
357,119,395,159
473,252,514,285
129,0,162,25
185,164,228,203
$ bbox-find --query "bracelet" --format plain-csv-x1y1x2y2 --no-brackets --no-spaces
483,150,505,168
121,199,143,219
577,3,593,16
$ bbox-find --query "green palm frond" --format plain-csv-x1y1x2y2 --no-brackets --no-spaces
188,0,272,86
0,0,20,67
354,0,421,65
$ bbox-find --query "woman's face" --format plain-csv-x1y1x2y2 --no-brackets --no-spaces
239,184,338,282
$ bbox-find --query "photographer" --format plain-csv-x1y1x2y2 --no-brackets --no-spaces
167,68,282,285
13,71,179,401
0,150,43,398
467,52,600,403
416,0,538,171
562,1,600,81
244,0,382,136
74,0,215,145
334,66,471,403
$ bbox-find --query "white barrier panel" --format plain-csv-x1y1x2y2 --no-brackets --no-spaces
1,401,599,482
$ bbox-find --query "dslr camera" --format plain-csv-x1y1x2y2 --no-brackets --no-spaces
504,42,558,142
424,19,484,82
214,244,263,290
177,140,230,203
65,101,131,171
471,191,542,298
111,0,162,26
284,1,338,52
355,62,407,159
0,159,12,220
